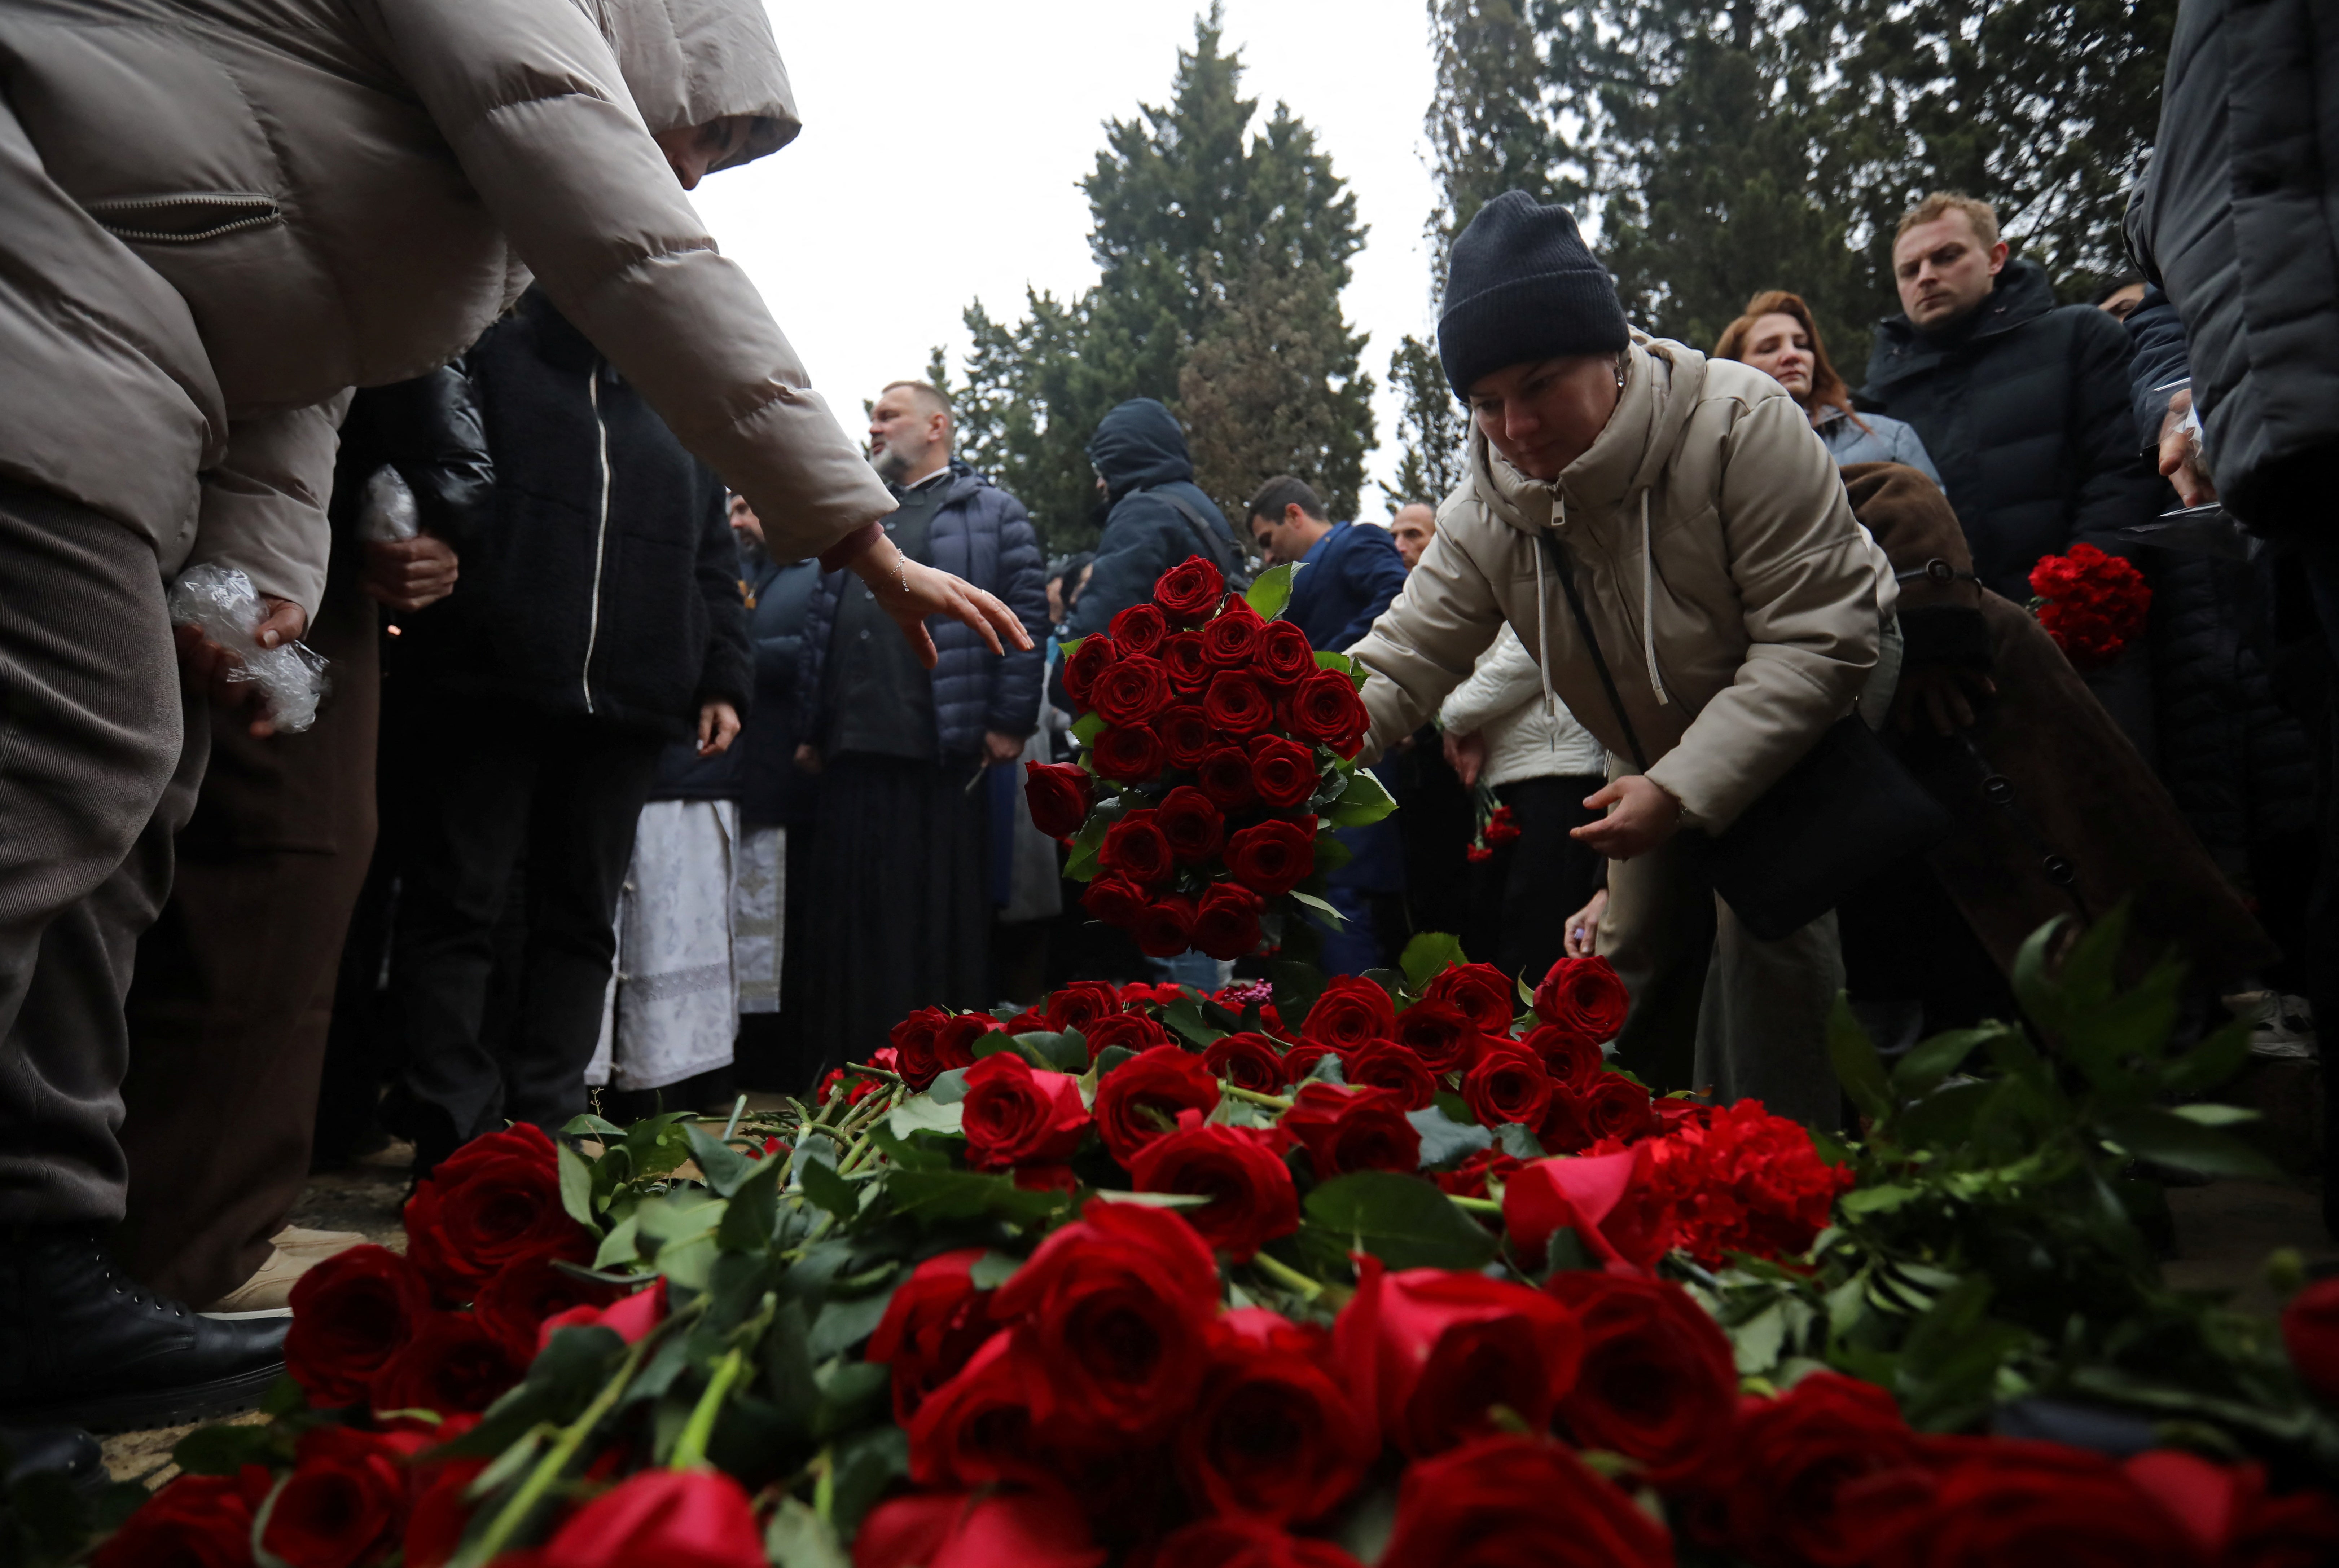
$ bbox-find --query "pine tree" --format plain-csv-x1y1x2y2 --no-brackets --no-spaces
1425,0,1559,293
1388,335,1468,506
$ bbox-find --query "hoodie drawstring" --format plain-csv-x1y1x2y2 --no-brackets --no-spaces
1537,502,1561,753
1640,488,1670,707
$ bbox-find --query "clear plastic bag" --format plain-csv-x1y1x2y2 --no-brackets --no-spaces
167,563,330,734
359,464,419,543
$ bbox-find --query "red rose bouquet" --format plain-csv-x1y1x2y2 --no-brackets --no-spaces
2028,542,2151,671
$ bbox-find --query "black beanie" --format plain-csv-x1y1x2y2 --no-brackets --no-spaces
1438,193,1629,399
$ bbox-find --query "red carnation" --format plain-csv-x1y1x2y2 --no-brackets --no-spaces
1202,600,1266,668
1160,630,1212,691
1422,963,1517,1034
963,1053,1092,1173
1155,786,1226,863
1345,1039,1438,1110
1156,704,1213,770
1155,555,1227,623
1303,975,1397,1050
1197,744,1258,809
1534,954,1630,1041
1258,621,1316,685
1092,725,1166,783
1025,761,1095,838
1248,734,1321,809
1204,670,1277,737
1093,1044,1221,1163
1109,602,1170,656
1381,1434,1673,1568
1546,1272,1738,1486
1282,1082,1421,1176
865,1250,999,1423
1203,1031,1289,1092
1082,873,1149,930
1128,1120,1299,1262
285,1244,431,1408
1462,1042,1554,1133
1390,998,1476,1074
402,1123,585,1303
1283,668,1371,756
1063,635,1118,708
1099,809,1175,885
1225,819,1317,896
1192,883,1267,960
2029,542,2151,673
1093,653,1171,727
1133,894,1200,958
1334,1258,1583,1456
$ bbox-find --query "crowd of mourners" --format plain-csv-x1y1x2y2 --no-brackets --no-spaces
0,0,2331,1497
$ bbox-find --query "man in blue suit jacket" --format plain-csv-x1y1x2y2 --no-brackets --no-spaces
1245,477,1410,974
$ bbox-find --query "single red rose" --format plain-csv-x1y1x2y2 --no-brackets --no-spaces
1133,894,1200,958
962,1053,1092,1173
1093,1044,1221,1163
473,1245,627,1362
1258,621,1316,685
1091,725,1166,783
1155,786,1226,863
1545,1272,1737,1487
1062,634,1118,708
1247,734,1321,809
1109,602,1170,656
1462,1043,1554,1133
1128,1119,1298,1262
1389,999,1475,1074
1155,705,1213,770
866,1248,997,1422
1192,883,1266,961
1024,762,1095,839
1225,819,1316,896
1081,1009,1174,1058
1345,1039,1438,1110
1282,669,1370,757
991,1197,1222,1436
1098,809,1175,886
1582,1071,1656,1143
1204,670,1277,737
1502,1148,1675,1274
1093,653,1172,728
927,1012,1002,1075
1005,1007,1048,1034
93,1467,270,1568
1534,955,1630,1040
369,1310,526,1417
1379,1434,1674,1568
1160,630,1212,691
889,1005,956,1090
537,1467,767,1568
403,1124,585,1303
2282,1278,2339,1404
855,1490,1105,1568
1202,600,1267,668
1081,873,1149,931
904,1329,1053,1490
536,1278,667,1356
285,1243,431,1408
1155,555,1227,623
1045,981,1125,1035
1280,1041,1345,1083
1522,1023,1603,1090
1717,1371,1920,1568
1303,976,1397,1050
1334,1258,1583,1456
261,1426,412,1568
1422,963,1517,1033
1282,1082,1422,1176
1203,1031,1289,1092
1434,1146,1523,1199
1196,745,1258,809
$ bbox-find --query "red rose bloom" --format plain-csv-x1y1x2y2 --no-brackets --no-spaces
1579,1071,1656,1143
904,1329,1051,1490
1225,819,1316,896
261,1426,413,1568
1502,1148,1676,1274
1434,1147,1523,1199
1155,704,1213,770
1280,1041,1344,1083
1422,963,1517,1033
536,1467,767,1568
369,1310,526,1416
1062,635,1118,708
1541,1083,1595,1153
1127,1120,1299,1261
934,1011,1005,1073
1081,873,1149,931
1171,1313,1374,1526
1345,1039,1438,1110
1462,1043,1554,1133
1092,724,1166,783
1093,653,1172,727
1155,786,1226,862
1380,1434,1673,1568
1203,1031,1289,1092
889,1004,956,1089
856,1490,1105,1568
1247,734,1321,809
1389,999,1475,1074
1045,981,1124,1035
991,1197,1222,1436
1160,629,1212,692
866,1248,997,1422
962,1054,1092,1173
2282,1278,2339,1404
1093,1044,1221,1163
1154,555,1227,622
1099,809,1175,885
1258,621,1316,685
1024,761,1095,840
93,1468,270,1568
285,1243,430,1408
1522,1023,1603,1090
473,1245,627,1362
535,1278,667,1356
1196,744,1258,809
1282,669,1370,756
1202,600,1266,668
1204,670,1277,737
1081,1009,1173,1058
402,1123,584,1303
1535,955,1630,1040
1282,1082,1422,1176
1145,1519,1361,1568
1546,1273,1738,1486
1303,975,1397,1050
1109,602,1170,655
1716,1372,1921,1568
1334,1258,1583,1456
1192,883,1267,960
1133,894,1200,958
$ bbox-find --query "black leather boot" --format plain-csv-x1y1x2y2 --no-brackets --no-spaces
1,1425,106,1497
0,1227,286,1432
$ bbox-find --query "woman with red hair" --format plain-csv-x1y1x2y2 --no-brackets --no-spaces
1715,292,1942,484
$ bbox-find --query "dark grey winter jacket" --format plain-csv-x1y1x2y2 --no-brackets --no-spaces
1065,398,1244,641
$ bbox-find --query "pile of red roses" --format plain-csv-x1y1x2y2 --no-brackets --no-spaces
2029,542,2152,672
1026,554,1378,961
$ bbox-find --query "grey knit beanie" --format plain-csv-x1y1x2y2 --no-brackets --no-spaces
1438,193,1629,399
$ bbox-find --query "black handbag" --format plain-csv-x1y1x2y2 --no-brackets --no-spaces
1537,534,1952,941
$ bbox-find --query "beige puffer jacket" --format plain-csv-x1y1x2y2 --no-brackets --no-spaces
0,0,892,618
1352,333,1896,832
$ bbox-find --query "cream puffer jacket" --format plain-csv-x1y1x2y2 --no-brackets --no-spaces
1353,332,1896,833
0,0,892,618
1438,626,1607,788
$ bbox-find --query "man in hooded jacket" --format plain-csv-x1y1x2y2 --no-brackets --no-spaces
1065,399,1245,644
0,0,1023,1436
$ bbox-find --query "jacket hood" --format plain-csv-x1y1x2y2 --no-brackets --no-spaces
588,0,802,167
1868,256,2059,379
1471,331,1708,537
1088,398,1195,499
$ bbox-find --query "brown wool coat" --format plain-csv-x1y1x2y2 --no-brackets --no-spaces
1842,462,2274,987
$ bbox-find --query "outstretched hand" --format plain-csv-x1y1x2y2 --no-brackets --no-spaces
853,538,1031,670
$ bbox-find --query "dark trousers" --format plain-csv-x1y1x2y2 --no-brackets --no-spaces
388,708,661,1154
114,564,380,1305
1466,774,1604,988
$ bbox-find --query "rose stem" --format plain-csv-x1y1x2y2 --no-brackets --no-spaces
668,1347,747,1471
1250,1251,1324,1300
457,1330,659,1567
1447,1194,1502,1215
1220,1084,1295,1112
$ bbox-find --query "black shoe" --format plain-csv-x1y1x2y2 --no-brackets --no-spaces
0,1228,286,1433
1,1425,106,1498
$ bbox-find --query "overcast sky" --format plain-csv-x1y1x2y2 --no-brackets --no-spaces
689,0,1443,516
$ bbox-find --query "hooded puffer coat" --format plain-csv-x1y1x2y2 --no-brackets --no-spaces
1350,332,1896,833
0,0,891,620
1066,399,1244,640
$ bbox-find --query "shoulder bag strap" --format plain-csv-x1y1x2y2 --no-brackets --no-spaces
1536,532,1649,774
1157,490,1240,578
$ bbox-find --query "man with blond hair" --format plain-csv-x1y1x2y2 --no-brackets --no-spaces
1861,192,2164,748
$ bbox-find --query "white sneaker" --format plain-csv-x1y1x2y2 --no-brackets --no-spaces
197,1227,369,1318
2225,990,2317,1060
